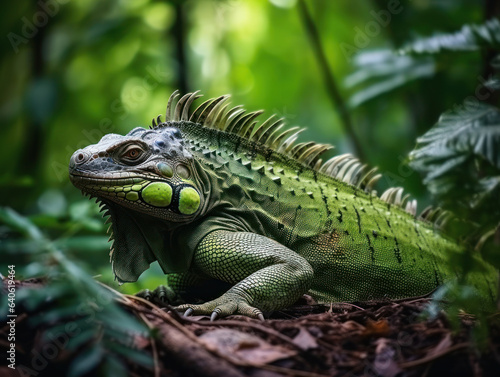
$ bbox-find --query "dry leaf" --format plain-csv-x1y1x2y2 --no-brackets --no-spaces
373,338,402,377
292,327,318,350
199,328,296,365
342,320,366,332
362,319,391,337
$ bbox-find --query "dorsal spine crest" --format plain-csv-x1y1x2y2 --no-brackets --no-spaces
151,91,448,222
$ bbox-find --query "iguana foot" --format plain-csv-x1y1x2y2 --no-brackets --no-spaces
175,293,265,321
136,285,179,306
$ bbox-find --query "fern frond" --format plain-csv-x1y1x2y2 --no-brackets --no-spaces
401,18,500,55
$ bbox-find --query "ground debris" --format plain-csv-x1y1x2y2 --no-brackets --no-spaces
2,279,500,377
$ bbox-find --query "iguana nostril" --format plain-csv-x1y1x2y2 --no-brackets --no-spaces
71,151,90,165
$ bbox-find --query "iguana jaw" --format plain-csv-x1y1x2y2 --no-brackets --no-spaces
89,197,163,283
70,170,201,222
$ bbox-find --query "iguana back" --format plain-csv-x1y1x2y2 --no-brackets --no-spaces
177,114,495,304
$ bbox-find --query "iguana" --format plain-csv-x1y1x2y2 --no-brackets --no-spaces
69,91,498,320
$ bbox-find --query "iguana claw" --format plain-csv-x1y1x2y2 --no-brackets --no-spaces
174,293,265,320
138,289,153,301
136,285,177,306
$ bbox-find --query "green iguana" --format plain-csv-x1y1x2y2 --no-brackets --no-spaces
69,91,497,320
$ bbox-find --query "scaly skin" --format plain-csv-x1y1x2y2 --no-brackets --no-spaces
69,92,498,319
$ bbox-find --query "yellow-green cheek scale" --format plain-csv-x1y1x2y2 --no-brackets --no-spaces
141,182,173,207
178,187,200,215
126,191,139,201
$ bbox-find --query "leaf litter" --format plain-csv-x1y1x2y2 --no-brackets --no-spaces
2,279,500,377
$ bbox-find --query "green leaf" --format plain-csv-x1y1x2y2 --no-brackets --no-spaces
105,340,153,368
409,100,500,238
69,345,104,377
100,355,128,377
56,236,110,252
345,50,435,108
401,18,500,55
410,102,500,176
66,326,99,350
0,207,44,241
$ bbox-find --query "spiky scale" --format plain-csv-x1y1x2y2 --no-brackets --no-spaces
197,95,228,126
255,165,266,175
205,97,230,129
242,160,252,169
165,90,180,121
258,118,285,145
173,93,193,121
250,114,276,141
181,91,202,121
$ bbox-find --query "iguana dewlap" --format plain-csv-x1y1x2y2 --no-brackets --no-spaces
69,91,497,319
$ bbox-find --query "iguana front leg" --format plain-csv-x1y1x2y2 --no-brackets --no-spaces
175,230,314,320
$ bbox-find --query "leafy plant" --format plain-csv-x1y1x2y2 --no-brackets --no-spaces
409,101,500,203
401,18,500,54
0,207,153,376
345,50,435,108
409,99,500,265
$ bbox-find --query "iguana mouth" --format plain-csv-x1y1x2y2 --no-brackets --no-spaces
70,173,152,190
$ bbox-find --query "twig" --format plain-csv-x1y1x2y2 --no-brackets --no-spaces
297,0,365,161
122,294,199,342
136,311,161,377
179,316,304,351
399,342,469,369
19,1,46,179
257,365,330,377
171,1,188,93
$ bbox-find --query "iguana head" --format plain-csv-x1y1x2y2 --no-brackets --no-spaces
69,123,207,283
69,125,204,222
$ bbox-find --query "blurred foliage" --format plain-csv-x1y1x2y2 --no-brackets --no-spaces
401,18,500,54
0,208,152,375
404,19,500,269
345,50,435,108
0,0,499,331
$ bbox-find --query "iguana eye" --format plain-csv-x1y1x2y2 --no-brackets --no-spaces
124,148,141,159
121,145,146,163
